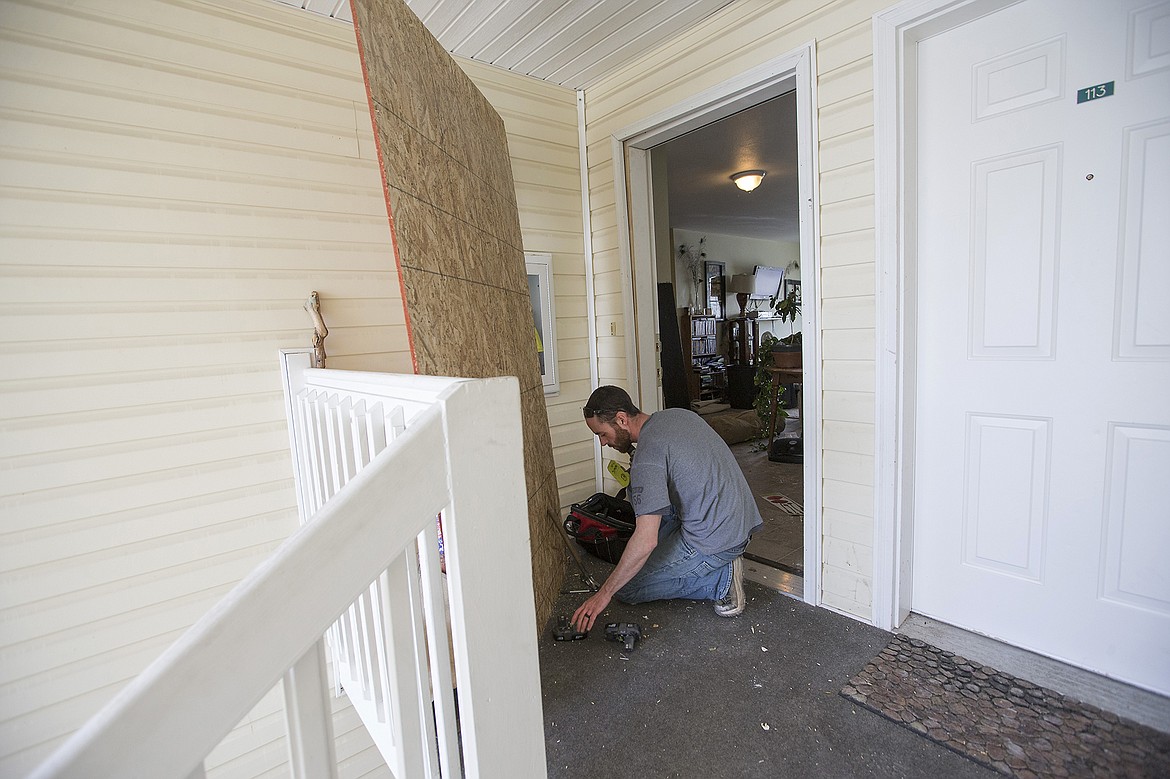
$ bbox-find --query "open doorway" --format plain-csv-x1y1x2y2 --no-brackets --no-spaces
613,45,820,605
655,92,805,597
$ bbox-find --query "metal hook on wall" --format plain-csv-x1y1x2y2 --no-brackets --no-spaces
304,291,328,368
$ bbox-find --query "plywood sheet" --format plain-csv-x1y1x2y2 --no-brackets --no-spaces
352,0,563,630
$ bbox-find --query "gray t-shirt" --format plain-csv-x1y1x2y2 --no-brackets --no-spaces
628,408,763,554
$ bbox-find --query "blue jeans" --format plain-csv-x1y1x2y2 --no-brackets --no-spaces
616,513,747,604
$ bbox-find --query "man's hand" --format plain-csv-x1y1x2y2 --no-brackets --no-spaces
569,514,661,633
572,590,612,633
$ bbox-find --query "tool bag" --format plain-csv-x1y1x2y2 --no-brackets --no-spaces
563,491,636,564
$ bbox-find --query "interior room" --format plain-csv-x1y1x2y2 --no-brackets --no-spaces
651,92,807,595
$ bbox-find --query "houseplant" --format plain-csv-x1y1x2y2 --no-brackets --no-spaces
753,286,802,443
771,285,802,346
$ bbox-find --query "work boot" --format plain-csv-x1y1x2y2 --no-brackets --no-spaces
713,556,745,617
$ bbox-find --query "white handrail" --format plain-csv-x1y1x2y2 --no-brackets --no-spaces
32,369,548,778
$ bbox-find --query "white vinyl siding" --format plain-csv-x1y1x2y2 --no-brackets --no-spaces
581,0,888,621
0,0,401,775
456,58,594,510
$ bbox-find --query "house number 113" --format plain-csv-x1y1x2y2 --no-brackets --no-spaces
1077,81,1114,103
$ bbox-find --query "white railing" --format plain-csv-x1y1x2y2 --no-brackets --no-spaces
31,351,548,779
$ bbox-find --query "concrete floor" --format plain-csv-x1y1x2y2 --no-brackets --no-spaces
541,554,996,778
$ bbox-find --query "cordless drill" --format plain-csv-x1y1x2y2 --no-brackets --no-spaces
604,622,642,651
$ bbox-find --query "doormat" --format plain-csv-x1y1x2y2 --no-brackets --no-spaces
762,493,802,515
841,634,1170,777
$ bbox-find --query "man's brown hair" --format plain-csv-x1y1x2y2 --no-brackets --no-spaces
582,385,641,423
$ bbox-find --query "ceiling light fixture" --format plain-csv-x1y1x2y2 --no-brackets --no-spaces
730,169,766,192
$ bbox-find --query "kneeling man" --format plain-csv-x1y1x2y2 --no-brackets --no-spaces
572,386,762,632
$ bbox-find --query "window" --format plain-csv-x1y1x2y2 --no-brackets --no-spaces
525,253,558,395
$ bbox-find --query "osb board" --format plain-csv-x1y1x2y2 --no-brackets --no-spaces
352,0,563,632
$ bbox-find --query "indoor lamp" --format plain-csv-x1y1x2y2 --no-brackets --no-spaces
728,274,755,317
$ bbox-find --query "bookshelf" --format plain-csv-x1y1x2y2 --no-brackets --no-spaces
680,313,726,403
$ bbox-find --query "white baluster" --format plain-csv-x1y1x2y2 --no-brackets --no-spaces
351,399,373,469
334,397,357,487
322,393,343,496
283,641,338,779
418,519,460,778
367,576,390,723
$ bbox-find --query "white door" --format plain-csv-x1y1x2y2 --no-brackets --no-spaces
913,0,1170,694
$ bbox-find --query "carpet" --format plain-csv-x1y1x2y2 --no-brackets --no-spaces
841,634,1170,778
763,492,802,515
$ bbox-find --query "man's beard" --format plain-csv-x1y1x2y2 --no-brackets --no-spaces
611,426,633,454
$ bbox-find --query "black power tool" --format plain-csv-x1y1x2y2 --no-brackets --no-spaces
604,622,642,651
553,615,587,641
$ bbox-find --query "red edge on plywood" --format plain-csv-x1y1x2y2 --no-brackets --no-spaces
349,0,419,376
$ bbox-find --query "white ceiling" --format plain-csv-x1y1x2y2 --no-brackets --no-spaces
276,0,794,243
277,0,735,90
662,92,799,243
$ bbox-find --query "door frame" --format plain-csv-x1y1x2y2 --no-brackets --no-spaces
872,0,1025,630
611,42,823,605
